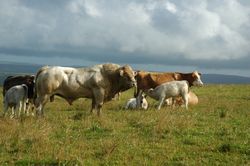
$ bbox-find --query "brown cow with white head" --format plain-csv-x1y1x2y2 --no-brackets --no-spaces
34,63,137,116
134,71,203,107
135,71,203,96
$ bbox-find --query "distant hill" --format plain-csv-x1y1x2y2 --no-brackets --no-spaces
202,74,250,84
0,63,41,85
0,62,42,74
0,63,250,85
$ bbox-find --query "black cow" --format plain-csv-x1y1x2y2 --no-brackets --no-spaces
3,75,35,115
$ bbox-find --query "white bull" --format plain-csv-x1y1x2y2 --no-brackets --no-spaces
34,63,137,116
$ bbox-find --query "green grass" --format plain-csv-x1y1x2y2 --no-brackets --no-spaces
0,85,249,165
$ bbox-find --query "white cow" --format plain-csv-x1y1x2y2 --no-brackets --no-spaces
125,94,148,110
35,63,137,116
144,80,189,110
3,84,28,118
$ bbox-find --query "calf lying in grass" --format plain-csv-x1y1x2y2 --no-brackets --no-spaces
174,90,198,106
144,80,189,110
125,94,148,110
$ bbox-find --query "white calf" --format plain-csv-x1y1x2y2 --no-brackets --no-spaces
125,94,148,110
144,80,189,110
3,84,28,117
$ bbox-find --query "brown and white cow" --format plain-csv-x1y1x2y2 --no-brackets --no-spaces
134,71,203,97
34,63,137,116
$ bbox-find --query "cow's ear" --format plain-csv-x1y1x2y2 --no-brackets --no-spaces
198,72,201,76
119,70,124,76
134,71,137,76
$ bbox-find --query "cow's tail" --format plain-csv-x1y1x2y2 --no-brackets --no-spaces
33,66,49,104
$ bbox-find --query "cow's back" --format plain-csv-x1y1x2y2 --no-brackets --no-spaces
5,85,26,104
35,66,105,98
156,81,188,97
35,66,73,95
149,72,176,85
3,75,34,97
136,72,176,90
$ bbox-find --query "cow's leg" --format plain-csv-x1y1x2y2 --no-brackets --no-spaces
18,101,23,117
19,101,23,117
13,103,20,118
90,98,96,114
11,107,15,118
3,102,8,117
35,95,49,117
117,92,121,100
22,100,27,117
50,95,54,102
28,100,35,116
134,86,139,98
182,94,188,110
165,98,172,106
157,96,165,110
136,90,143,108
25,99,30,116
171,97,176,109
93,88,104,116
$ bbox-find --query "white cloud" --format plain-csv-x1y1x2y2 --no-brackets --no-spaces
165,1,177,14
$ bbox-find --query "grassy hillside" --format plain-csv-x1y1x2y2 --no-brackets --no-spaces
0,85,249,165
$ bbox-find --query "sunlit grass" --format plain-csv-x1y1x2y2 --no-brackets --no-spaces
0,85,249,165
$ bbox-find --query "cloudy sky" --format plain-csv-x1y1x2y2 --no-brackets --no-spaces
0,0,250,76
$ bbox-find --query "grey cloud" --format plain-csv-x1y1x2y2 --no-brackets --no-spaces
0,0,250,76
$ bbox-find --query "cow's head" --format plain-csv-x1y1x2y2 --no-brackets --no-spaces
191,71,203,86
26,76,35,98
118,65,137,90
144,88,154,96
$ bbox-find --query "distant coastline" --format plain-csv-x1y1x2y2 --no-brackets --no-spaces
0,63,250,85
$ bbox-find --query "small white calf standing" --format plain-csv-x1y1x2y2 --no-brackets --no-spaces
144,80,189,110
125,94,148,110
3,84,28,117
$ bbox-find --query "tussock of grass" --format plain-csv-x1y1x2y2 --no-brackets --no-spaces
218,143,231,153
0,85,250,165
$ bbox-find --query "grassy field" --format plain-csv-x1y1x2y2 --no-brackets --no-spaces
0,85,249,165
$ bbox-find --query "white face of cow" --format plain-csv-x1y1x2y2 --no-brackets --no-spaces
192,71,203,86
119,65,137,89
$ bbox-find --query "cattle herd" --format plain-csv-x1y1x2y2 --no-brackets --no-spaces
1,63,203,118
